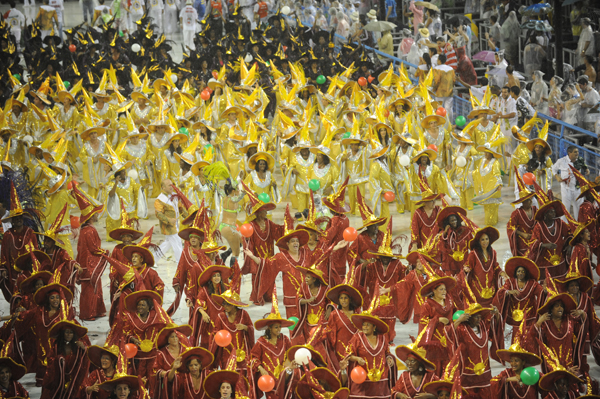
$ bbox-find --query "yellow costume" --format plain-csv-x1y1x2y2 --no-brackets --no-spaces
473,129,506,226
449,138,479,211
79,133,108,199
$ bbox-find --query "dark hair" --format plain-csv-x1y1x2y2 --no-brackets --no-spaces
506,65,513,74
585,55,594,64
567,145,578,154
525,158,539,172
337,294,357,311
490,15,497,23
264,323,280,339
56,329,80,356
502,85,510,92
479,77,488,86
224,182,235,196
578,76,589,85
254,159,268,172
416,156,431,166
513,266,530,280
473,238,493,258
438,54,447,64
442,214,463,230
423,53,432,70
138,297,154,311
219,382,236,397
316,154,330,165
9,1,15,7
510,86,520,95
531,145,547,166
169,142,183,155
285,136,297,147
206,276,227,294
115,170,126,179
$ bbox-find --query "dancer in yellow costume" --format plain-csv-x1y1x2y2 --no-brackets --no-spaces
37,162,76,257
190,151,219,216
218,89,247,181
449,130,479,211
174,134,202,207
339,117,369,216
104,144,148,241
79,122,108,199
90,73,118,145
5,89,28,135
473,128,505,226
54,75,82,164
120,112,153,189
420,98,450,168
26,80,52,143
161,128,188,183
367,128,394,230
282,124,315,213
391,126,416,214
409,145,457,208
130,82,156,127
244,139,280,204
309,129,340,199
468,88,497,149
146,101,173,197
511,113,543,186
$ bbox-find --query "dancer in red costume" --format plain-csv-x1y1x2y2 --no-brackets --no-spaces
571,166,600,259
436,199,475,275
240,181,284,305
392,329,438,398
73,185,108,321
172,347,214,398
322,176,351,247
122,227,165,299
0,182,40,301
507,173,538,257
153,324,192,399
81,344,119,399
191,265,230,348
567,223,595,280
0,339,30,398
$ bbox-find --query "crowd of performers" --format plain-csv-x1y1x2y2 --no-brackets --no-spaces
0,5,599,399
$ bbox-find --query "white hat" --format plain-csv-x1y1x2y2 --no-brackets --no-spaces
350,11,359,21
367,9,377,19
186,0,193,4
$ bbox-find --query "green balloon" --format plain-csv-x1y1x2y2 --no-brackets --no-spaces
316,75,326,85
258,192,271,203
342,132,351,139
179,127,189,136
204,143,213,149
308,179,320,191
452,310,465,321
288,316,299,330
64,81,70,89
520,367,540,386
13,73,20,82
455,115,466,128
119,30,124,37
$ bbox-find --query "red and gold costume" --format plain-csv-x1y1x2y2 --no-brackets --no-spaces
506,207,537,256
211,309,255,374
249,335,293,399
491,368,541,399
76,223,107,320
409,206,440,250
344,332,394,398
527,218,572,279
392,370,438,398
439,226,474,275
457,248,501,308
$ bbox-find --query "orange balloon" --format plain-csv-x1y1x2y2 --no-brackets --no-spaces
212,71,218,79
383,191,396,202
124,343,138,359
358,77,367,86
523,172,536,185
70,215,80,229
367,75,375,83
239,223,254,238
351,366,367,384
427,144,438,152
343,227,358,242
258,375,275,392
435,107,447,117
214,330,232,347
200,90,211,101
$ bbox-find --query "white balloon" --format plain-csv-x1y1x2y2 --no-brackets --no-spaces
294,347,312,365
75,160,83,172
128,168,139,181
399,154,410,167
456,156,467,168
244,53,253,63
131,43,141,52
171,74,178,83
281,5,291,14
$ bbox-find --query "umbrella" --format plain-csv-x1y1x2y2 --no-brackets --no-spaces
520,3,552,16
364,20,397,32
472,50,496,63
520,20,553,32
487,66,525,80
445,15,472,27
414,1,440,12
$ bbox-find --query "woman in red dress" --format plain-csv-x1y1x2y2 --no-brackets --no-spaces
340,298,396,399
81,344,119,399
210,284,255,377
248,292,295,399
567,223,594,280
172,347,213,399
392,331,438,398
73,185,107,321
245,209,309,319
191,265,230,348
417,256,457,377
436,203,475,276
457,226,504,308
507,175,537,257
493,257,544,344
325,269,363,373
492,321,543,399
528,291,584,375
409,191,441,252
14,283,73,386
153,324,192,398
0,349,30,398
41,319,91,399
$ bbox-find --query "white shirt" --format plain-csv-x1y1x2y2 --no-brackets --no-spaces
6,9,25,31
179,5,198,30
552,156,577,190
498,96,517,134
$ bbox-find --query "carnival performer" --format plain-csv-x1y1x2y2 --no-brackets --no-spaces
436,199,475,276
409,188,441,252
172,346,214,398
82,344,119,399
153,323,193,398
191,265,230,348
392,329,438,398
507,171,538,256
526,121,553,193
473,128,505,226
339,120,368,216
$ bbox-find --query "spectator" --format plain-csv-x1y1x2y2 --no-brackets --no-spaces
431,35,457,69
577,18,595,66
577,76,600,131
425,9,442,38
367,9,380,42
486,15,501,50
523,35,546,77
506,65,520,89
560,84,582,126
548,76,564,119
576,55,597,86
377,29,394,59
408,0,424,36
433,53,456,120
314,9,328,30
456,46,477,87
530,70,549,115
511,86,535,127
4,2,25,50
500,11,520,66
570,2,583,41
385,0,397,26
180,0,198,50
193,0,205,23
415,52,432,82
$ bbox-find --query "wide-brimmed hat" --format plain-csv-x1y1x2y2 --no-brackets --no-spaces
463,302,492,319
557,256,594,293
14,250,51,272
326,283,363,310
295,367,342,399
49,319,88,339
72,185,104,224
496,343,541,367
468,226,500,250
537,292,577,316
395,343,436,371
248,151,275,171
476,142,503,158
0,356,27,381
241,180,277,217
178,346,214,372
356,187,387,229
122,227,157,267
411,148,437,163
197,265,231,288
155,324,193,349
405,251,440,266
87,344,120,368
19,270,53,294
286,346,327,369
504,257,540,281
212,289,249,308
254,289,295,331
123,290,163,313
419,255,456,297
33,283,73,306
350,312,389,334
100,375,140,392
534,199,564,222
435,205,467,229
539,369,582,391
